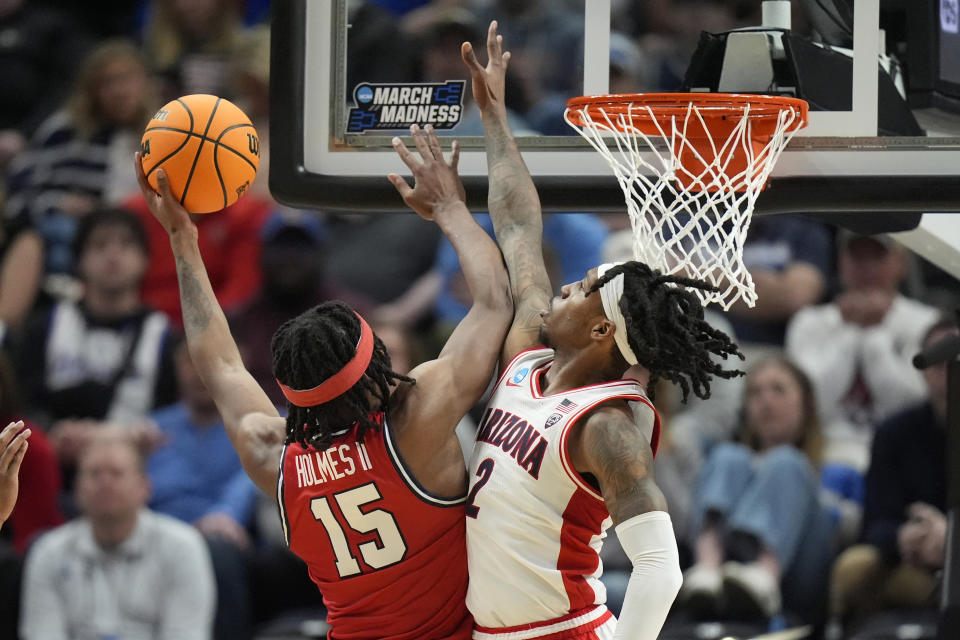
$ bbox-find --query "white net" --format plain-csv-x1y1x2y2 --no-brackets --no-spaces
565,97,806,310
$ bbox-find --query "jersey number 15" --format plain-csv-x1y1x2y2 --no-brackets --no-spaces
310,483,407,578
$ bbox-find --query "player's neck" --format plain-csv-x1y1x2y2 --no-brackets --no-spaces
542,349,618,395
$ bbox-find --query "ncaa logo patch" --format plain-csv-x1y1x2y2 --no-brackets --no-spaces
545,413,563,429
506,367,529,386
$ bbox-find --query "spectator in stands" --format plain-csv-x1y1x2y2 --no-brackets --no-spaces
232,209,371,406
20,432,215,640
324,212,443,308
475,0,584,98
0,417,31,640
0,215,43,344
405,9,535,136
0,346,63,552
17,209,176,468
681,358,838,623
0,0,90,166
123,190,269,328
148,336,258,640
726,217,832,360
0,420,30,533
4,40,153,276
142,0,253,100
0,345,63,640
786,232,940,471
828,317,955,633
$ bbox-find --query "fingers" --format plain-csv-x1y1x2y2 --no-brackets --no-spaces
461,41,484,74
450,140,461,172
0,426,29,474
410,124,432,162
487,20,499,62
391,136,418,172
7,439,27,475
502,50,511,69
425,125,443,161
155,167,176,201
133,152,155,197
387,173,413,201
0,421,24,450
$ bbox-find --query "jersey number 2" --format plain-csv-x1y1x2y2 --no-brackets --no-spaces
465,458,495,518
310,483,407,578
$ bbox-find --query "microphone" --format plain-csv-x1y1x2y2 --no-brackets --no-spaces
913,333,960,370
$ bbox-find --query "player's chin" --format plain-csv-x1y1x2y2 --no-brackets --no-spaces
537,324,553,349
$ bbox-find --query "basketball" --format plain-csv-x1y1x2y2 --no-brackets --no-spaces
139,94,260,214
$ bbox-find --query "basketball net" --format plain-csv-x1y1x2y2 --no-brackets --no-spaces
565,94,807,310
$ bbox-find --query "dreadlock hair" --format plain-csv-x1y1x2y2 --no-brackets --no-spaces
588,261,744,401
271,301,414,450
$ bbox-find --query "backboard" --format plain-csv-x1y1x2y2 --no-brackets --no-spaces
269,0,960,276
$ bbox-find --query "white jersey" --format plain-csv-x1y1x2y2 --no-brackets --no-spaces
465,348,660,630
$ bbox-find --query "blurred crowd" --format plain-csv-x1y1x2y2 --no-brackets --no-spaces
0,1,957,639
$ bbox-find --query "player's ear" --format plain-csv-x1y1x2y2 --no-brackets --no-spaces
590,318,615,342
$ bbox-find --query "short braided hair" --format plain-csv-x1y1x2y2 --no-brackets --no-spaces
271,301,413,449
588,261,743,401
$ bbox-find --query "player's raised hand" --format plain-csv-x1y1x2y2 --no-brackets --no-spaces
388,124,465,220
0,420,30,527
134,153,196,237
461,20,510,116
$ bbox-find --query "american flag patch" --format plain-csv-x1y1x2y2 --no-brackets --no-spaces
555,399,577,414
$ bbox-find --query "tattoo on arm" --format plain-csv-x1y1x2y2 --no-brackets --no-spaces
485,118,552,307
587,415,667,525
174,254,212,334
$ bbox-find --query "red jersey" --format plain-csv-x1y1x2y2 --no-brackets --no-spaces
278,413,472,640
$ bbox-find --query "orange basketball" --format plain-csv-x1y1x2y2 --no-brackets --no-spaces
140,94,260,214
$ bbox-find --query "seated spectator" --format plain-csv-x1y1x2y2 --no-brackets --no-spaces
142,0,253,101
0,418,31,640
0,215,43,344
407,9,535,136
4,40,153,276
231,209,372,406
0,0,90,166
0,346,63,553
681,358,839,623
0,420,30,533
123,192,269,328
726,216,831,360
786,232,940,471
17,209,177,467
148,337,259,640
828,317,955,634
324,212,442,307
386,213,604,336
20,432,215,640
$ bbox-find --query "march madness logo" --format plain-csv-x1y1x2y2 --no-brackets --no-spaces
347,81,464,133
506,367,529,387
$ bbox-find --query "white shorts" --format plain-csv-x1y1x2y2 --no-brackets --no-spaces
473,606,616,640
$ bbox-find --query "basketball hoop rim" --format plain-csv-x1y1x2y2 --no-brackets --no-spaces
565,92,809,131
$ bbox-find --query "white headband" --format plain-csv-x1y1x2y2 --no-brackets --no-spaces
597,262,638,366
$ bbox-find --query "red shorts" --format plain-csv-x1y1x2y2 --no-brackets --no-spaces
472,606,615,640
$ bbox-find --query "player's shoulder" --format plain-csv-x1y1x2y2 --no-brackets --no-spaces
574,399,655,448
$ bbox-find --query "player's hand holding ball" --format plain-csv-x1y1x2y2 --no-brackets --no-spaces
137,94,260,215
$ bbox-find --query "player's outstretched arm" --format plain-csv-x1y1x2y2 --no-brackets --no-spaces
570,405,683,640
388,125,512,473
463,21,552,366
134,154,283,496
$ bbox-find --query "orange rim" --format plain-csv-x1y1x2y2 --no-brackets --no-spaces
565,92,808,133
